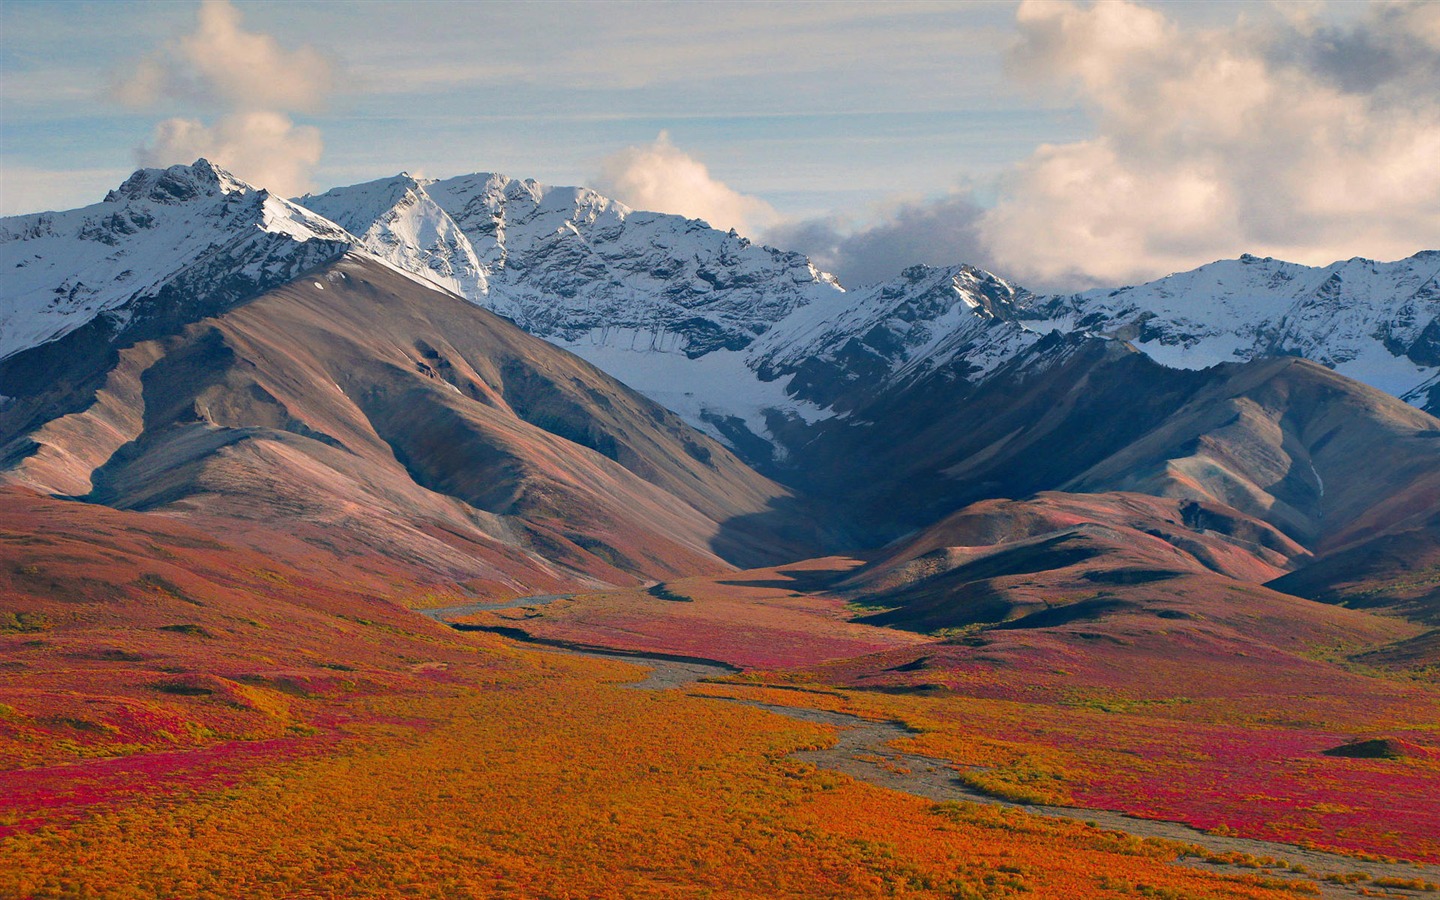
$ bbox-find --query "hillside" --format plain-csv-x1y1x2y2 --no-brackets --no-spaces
0,252,821,586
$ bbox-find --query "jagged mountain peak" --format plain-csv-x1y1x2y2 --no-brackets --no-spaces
300,172,489,299
299,171,431,219
430,171,630,216
105,158,249,205
735,261,1050,422
0,160,354,361
302,169,843,355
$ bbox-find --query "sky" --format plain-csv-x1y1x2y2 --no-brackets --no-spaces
2,0,1438,291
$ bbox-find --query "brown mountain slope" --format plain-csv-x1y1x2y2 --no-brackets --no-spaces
841,491,1317,633
786,338,1440,551
1267,517,1440,626
766,339,1440,642
1062,356,1440,550
0,255,816,586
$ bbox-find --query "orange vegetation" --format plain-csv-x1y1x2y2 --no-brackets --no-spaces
4,488,1437,895
491,556,1440,863
4,651,1317,900
1,492,1323,898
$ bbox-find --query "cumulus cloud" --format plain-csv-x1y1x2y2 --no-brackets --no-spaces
783,1,1440,291
594,132,777,236
137,112,323,199
115,0,331,195
113,0,331,112
976,0,1440,288
764,194,991,288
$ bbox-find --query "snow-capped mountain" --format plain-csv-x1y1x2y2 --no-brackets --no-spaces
293,169,1440,452
295,173,1054,451
749,264,1042,408
0,160,353,361
296,173,489,300
301,172,840,355
3,161,1435,465
1020,253,1440,410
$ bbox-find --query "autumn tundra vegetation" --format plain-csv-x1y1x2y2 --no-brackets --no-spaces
4,488,1439,899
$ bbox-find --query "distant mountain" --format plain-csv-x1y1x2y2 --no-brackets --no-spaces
293,174,1067,456
1019,252,1440,412
5,162,1435,465
300,172,840,353
810,346,1440,644
2,162,1436,601
291,171,1440,458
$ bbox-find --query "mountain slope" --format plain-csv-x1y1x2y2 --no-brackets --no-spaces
779,335,1440,552
292,172,1440,460
4,162,1436,604
302,172,1096,459
5,164,1436,469
0,251,819,587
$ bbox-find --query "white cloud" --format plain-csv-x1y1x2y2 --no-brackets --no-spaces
114,0,330,194
975,0,1440,288
594,132,777,236
114,0,331,112
137,111,323,198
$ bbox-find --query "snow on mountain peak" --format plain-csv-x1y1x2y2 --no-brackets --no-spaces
1020,251,1440,405
3,160,1434,460
301,170,844,358
300,173,489,299
1,160,353,361
747,262,1045,411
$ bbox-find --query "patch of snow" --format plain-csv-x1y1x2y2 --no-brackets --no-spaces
559,329,831,445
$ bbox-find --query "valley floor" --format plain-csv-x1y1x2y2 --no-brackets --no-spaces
451,563,1440,868
3,493,1438,899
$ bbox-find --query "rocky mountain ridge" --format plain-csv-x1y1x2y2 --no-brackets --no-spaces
300,172,840,356
3,161,1436,458
292,166,1440,449
0,160,354,362
1019,252,1440,411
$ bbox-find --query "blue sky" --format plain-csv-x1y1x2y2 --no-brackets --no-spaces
3,0,1436,289
1,1,1074,213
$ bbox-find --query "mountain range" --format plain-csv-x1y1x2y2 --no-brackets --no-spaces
5,160,1440,883
7,163,1436,455
3,160,1437,602
299,171,1440,455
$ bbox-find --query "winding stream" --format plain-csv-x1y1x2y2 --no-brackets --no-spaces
424,602,1440,898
